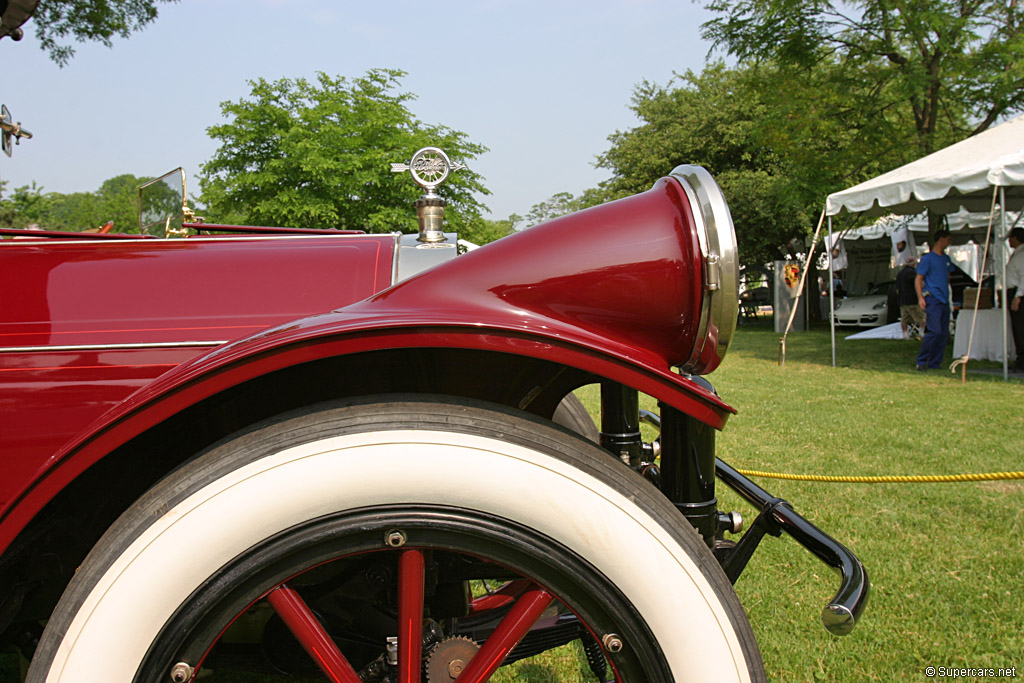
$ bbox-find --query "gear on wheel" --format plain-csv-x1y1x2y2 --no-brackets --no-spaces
426,635,480,682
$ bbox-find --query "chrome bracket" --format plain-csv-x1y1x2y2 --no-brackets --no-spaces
704,253,721,291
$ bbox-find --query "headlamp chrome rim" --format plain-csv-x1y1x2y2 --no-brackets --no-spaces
669,165,739,374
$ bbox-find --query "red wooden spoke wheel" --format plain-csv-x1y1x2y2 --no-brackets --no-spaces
27,398,764,682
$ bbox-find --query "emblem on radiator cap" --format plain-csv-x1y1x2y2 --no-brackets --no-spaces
391,147,465,244
390,147,465,282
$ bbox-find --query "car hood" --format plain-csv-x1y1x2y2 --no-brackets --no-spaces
838,295,887,312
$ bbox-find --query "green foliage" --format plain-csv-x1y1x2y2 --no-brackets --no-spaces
198,69,490,234
719,168,815,269
593,2,1024,269
523,191,583,227
701,0,1024,149
596,63,826,269
30,0,178,67
599,64,769,191
0,174,148,232
591,55,976,269
459,216,516,246
504,188,614,231
576,324,1024,681
0,181,48,228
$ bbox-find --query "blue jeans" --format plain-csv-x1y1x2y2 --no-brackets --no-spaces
917,300,949,369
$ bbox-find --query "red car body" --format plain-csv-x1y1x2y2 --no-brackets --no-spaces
0,162,865,682
0,177,733,554
1,234,394,514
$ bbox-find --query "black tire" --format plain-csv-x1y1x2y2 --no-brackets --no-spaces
28,396,764,682
552,392,600,442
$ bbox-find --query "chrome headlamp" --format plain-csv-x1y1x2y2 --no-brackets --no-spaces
670,166,739,374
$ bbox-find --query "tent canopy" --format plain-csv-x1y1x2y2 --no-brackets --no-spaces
841,209,1014,240
826,115,1024,217
821,115,1020,379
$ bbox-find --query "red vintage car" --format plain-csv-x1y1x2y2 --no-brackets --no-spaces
2,0,869,665
0,145,867,682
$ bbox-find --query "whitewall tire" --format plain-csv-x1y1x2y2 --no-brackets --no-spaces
29,396,764,682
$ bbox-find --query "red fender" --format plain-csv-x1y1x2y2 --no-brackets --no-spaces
0,174,737,551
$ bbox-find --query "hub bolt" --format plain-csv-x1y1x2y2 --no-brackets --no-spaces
169,662,193,682
449,658,467,677
602,633,624,653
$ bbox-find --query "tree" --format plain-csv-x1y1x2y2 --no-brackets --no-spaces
0,174,148,231
522,192,595,228
701,0,1024,154
459,216,517,246
505,189,612,230
95,173,150,231
592,52,987,268
22,0,178,67
199,69,490,235
0,181,50,228
595,63,830,270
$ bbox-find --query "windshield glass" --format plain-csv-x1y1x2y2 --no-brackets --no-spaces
139,168,185,236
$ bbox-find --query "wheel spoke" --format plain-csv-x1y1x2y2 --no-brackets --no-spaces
455,584,554,683
266,584,362,683
398,549,425,683
468,579,530,615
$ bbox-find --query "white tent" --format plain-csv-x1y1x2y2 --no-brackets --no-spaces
827,209,1018,290
843,209,1009,239
827,115,1024,217
822,114,1024,377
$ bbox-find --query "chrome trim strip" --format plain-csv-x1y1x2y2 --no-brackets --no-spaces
672,178,714,371
391,231,402,285
0,341,226,354
670,165,739,373
0,234,372,246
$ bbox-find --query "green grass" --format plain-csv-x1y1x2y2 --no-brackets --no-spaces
4,322,1021,681
579,322,1023,682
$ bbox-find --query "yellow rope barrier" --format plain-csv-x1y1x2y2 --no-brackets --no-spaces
731,468,1024,483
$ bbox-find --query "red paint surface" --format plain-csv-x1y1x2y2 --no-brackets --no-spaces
0,347,204,503
397,549,425,683
0,234,394,511
266,585,363,683
456,586,554,682
0,177,735,554
468,580,530,615
0,235,392,347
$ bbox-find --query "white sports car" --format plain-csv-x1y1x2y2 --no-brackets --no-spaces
831,281,894,327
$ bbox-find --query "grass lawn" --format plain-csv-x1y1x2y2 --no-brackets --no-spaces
3,321,1020,681
660,321,1023,681
477,319,1024,682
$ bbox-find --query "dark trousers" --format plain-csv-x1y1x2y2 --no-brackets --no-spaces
917,300,949,369
1010,287,1024,368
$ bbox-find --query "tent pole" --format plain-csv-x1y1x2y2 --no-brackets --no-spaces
1001,187,1009,381
828,214,836,367
779,208,826,366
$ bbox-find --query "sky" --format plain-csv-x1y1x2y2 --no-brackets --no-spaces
0,0,718,221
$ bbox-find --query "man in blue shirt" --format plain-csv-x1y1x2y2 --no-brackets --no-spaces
914,228,954,370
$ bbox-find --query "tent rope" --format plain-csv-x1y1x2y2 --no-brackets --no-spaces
950,186,999,382
732,467,1024,483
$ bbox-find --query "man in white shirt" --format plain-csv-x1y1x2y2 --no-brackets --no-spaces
1007,227,1024,371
